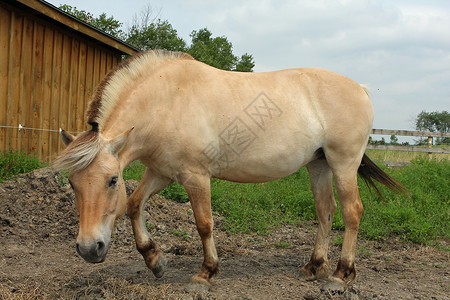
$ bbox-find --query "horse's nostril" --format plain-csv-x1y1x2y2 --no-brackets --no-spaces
97,241,105,252
75,243,81,255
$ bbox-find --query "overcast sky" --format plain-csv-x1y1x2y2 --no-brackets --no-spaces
47,0,449,139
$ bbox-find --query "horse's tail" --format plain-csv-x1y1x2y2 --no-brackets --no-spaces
358,154,408,199
360,84,370,96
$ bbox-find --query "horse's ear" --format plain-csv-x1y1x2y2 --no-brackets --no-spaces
107,127,134,155
60,129,75,146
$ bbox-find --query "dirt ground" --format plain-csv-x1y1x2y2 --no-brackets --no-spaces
0,168,448,300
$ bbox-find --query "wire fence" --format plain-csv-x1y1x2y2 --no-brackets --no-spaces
0,124,80,134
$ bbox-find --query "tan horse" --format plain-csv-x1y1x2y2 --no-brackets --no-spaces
54,50,404,292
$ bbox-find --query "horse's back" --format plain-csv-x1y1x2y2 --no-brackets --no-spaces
138,61,373,181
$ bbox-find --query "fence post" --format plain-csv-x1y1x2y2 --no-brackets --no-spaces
428,136,433,160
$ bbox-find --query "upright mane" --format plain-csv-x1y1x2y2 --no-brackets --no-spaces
54,50,193,172
87,49,194,131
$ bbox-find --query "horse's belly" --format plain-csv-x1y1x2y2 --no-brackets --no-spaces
212,142,318,183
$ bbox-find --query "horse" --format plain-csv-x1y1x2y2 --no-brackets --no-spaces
54,49,404,293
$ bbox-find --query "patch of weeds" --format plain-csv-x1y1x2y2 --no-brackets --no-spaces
56,170,70,187
145,221,154,231
0,150,46,182
357,242,372,257
160,183,189,203
333,234,344,246
274,241,290,248
170,229,190,241
122,160,145,181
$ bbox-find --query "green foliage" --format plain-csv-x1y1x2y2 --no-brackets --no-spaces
416,110,450,133
122,161,146,181
126,19,186,51
334,158,449,245
0,150,45,182
234,53,256,72
187,28,254,71
160,183,190,203
333,235,344,246
122,161,191,204
59,5,124,38
59,4,255,71
416,110,450,144
145,221,154,231
58,4,92,22
390,135,399,145
210,170,314,234
170,229,190,241
91,13,125,39
274,241,290,248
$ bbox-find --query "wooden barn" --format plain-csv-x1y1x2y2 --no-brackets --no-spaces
0,0,138,162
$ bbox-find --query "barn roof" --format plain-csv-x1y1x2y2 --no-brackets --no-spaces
7,0,139,56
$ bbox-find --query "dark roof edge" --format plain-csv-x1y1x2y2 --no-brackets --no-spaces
15,0,140,55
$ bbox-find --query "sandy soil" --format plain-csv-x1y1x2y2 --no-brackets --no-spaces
0,168,448,299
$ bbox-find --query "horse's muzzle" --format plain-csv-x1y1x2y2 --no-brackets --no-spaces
76,240,108,263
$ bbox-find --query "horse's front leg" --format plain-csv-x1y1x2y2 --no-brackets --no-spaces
127,168,171,278
182,173,219,292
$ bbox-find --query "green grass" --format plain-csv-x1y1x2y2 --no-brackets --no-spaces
2,150,448,247
123,157,449,246
210,170,315,234
354,158,449,245
122,160,146,181
366,148,449,163
0,149,46,182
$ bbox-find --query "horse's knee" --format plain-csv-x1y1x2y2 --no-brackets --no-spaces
341,199,363,229
196,220,213,239
127,201,140,219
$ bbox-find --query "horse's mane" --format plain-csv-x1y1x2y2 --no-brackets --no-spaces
53,50,193,172
87,49,194,130
53,129,101,172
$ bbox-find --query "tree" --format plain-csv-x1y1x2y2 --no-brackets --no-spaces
91,13,125,39
235,53,256,72
415,110,450,144
126,19,186,51
59,5,124,38
125,5,186,52
187,28,254,72
59,5,255,71
390,135,399,145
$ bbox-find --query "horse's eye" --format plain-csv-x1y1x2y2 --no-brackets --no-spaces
108,175,119,188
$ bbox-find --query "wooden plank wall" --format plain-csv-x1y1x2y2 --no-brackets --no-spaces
0,3,122,162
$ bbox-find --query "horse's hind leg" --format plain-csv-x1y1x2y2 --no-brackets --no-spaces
127,168,172,278
322,157,364,292
300,159,337,281
182,173,219,292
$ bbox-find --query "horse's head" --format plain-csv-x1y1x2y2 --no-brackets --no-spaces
57,128,133,263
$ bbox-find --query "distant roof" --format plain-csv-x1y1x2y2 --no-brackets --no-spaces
9,0,139,56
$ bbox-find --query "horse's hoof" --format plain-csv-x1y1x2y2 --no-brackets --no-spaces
185,275,211,294
320,277,347,294
151,255,167,278
299,263,329,281
298,268,316,281
185,282,210,293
